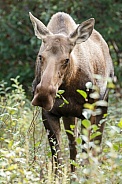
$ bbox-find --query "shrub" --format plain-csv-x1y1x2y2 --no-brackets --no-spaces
0,77,122,183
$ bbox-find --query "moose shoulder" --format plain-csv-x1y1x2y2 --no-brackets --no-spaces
29,12,114,172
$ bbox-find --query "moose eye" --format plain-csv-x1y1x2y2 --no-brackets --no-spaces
64,59,70,65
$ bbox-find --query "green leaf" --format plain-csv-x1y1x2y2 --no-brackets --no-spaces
70,125,75,130
56,90,65,98
62,96,69,104
63,98,69,104
91,124,99,131
66,130,74,136
84,103,95,110
82,119,91,129
35,141,40,148
113,144,119,151
107,82,115,89
90,131,101,140
103,113,108,118
118,118,122,129
8,140,14,149
70,160,79,167
7,164,18,171
57,90,65,95
76,137,82,144
77,89,87,99
59,102,65,107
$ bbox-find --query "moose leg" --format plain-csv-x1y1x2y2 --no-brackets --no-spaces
63,117,77,172
42,110,62,172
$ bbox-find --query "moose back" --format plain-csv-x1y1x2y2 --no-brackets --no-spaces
29,12,114,172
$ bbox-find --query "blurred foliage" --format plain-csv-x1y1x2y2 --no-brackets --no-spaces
0,77,122,183
0,0,122,95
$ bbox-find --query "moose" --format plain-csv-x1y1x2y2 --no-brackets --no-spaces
29,12,114,172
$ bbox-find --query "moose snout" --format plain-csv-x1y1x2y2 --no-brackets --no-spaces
32,83,57,111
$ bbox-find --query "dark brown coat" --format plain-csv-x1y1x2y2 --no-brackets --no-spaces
29,12,114,172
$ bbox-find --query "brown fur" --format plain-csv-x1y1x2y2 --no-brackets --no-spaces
30,12,114,173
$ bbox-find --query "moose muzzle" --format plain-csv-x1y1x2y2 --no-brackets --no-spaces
32,83,57,111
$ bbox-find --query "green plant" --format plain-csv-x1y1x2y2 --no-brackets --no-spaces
0,77,122,183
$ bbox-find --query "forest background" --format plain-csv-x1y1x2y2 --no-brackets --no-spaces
0,0,122,93
0,0,122,183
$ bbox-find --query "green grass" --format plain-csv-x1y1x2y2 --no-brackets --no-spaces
0,77,122,184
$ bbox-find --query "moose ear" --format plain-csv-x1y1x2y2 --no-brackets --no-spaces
29,12,52,40
69,18,95,44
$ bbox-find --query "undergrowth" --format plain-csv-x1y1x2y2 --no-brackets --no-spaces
0,77,122,184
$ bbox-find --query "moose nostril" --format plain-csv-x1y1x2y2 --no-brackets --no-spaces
49,87,56,97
